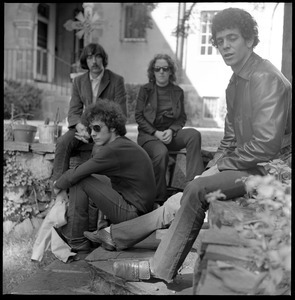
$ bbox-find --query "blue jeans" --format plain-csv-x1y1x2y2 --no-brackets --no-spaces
149,168,266,282
142,128,204,202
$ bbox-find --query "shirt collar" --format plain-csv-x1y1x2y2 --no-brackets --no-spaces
89,70,104,82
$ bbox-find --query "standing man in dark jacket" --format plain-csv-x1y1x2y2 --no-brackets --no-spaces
51,43,127,183
53,100,156,253
111,7,292,283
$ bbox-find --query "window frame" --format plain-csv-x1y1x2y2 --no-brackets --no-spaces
120,3,149,43
200,10,219,56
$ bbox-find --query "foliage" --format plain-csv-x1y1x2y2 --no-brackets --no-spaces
125,83,141,123
3,150,34,188
3,150,51,223
205,159,291,295
4,79,43,120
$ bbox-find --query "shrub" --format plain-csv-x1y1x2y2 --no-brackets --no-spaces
125,83,141,124
4,79,43,120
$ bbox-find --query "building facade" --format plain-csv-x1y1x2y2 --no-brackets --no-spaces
4,2,288,127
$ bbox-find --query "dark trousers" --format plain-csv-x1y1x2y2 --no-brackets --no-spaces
61,175,140,244
150,167,266,282
142,128,204,202
51,129,94,181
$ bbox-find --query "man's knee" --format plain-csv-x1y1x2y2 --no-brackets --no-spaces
162,192,182,225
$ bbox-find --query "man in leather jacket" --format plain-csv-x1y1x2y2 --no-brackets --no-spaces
111,7,292,283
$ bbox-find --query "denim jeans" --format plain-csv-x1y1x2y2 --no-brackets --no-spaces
61,175,140,244
142,128,204,202
111,192,183,250
149,168,266,282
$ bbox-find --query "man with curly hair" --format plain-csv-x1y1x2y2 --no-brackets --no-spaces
52,99,156,253
52,43,127,183
110,7,292,283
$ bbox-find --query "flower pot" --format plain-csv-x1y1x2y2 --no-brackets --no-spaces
38,124,62,144
13,124,37,143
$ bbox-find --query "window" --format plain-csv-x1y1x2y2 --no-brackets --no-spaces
122,3,150,41
36,4,50,80
203,97,219,119
200,11,219,55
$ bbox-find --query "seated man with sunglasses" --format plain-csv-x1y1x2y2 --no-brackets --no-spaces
135,54,204,204
52,99,156,253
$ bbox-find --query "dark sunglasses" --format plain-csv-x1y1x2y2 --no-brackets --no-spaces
89,124,105,132
153,66,170,72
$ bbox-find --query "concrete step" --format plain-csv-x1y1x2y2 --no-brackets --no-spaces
10,230,206,295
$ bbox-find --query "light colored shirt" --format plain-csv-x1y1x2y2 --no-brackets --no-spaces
90,70,104,103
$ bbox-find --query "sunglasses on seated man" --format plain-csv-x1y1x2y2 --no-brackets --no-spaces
153,66,170,72
89,124,106,133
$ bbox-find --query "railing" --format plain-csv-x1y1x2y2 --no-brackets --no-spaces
4,48,73,96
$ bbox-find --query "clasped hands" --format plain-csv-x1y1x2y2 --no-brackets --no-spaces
75,123,90,143
154,129,173,144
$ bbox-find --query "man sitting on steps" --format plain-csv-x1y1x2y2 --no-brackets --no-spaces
84,7,291,283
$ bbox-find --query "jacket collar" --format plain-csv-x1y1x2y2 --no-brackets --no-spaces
235,52,262,80
97,69,110,97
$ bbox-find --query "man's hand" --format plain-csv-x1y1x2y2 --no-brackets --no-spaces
75,123,90,143
154,129,173,144
154,130,164,141
162,129,173,144
200,164,220,178
52,181,61,196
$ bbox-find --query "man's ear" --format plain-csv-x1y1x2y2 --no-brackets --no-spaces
246,37,255,49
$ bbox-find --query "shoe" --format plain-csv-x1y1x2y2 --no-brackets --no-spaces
84,229,116,251
55,227,92,254
113,260,151,281
69,239,92,254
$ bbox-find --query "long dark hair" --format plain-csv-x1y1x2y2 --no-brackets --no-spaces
147,54,177,83
79,43,109,70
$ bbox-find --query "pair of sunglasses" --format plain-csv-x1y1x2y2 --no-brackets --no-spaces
153,66,170,72
89,124,105,132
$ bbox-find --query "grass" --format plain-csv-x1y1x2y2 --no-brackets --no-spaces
2,127,224,295
2,231,56,294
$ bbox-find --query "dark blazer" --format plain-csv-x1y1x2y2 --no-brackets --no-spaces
67,69,127,128
135,82,187,147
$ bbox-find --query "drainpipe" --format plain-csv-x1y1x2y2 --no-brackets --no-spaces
176,2,186,82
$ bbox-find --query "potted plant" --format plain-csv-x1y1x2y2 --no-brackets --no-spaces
4,104,37,143
38,108,62,144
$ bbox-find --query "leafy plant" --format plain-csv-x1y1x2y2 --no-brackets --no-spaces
4,79,43,120
125,83,141,123
3,150,34,188
3,150,52,223
205,159,291,295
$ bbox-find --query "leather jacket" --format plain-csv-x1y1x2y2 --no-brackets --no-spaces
208,52,292,171
135,82,187,146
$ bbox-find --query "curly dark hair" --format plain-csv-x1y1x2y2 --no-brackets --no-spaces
81,99,127,136
147,54,177,83
211,8,260,48
80,43,109,70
